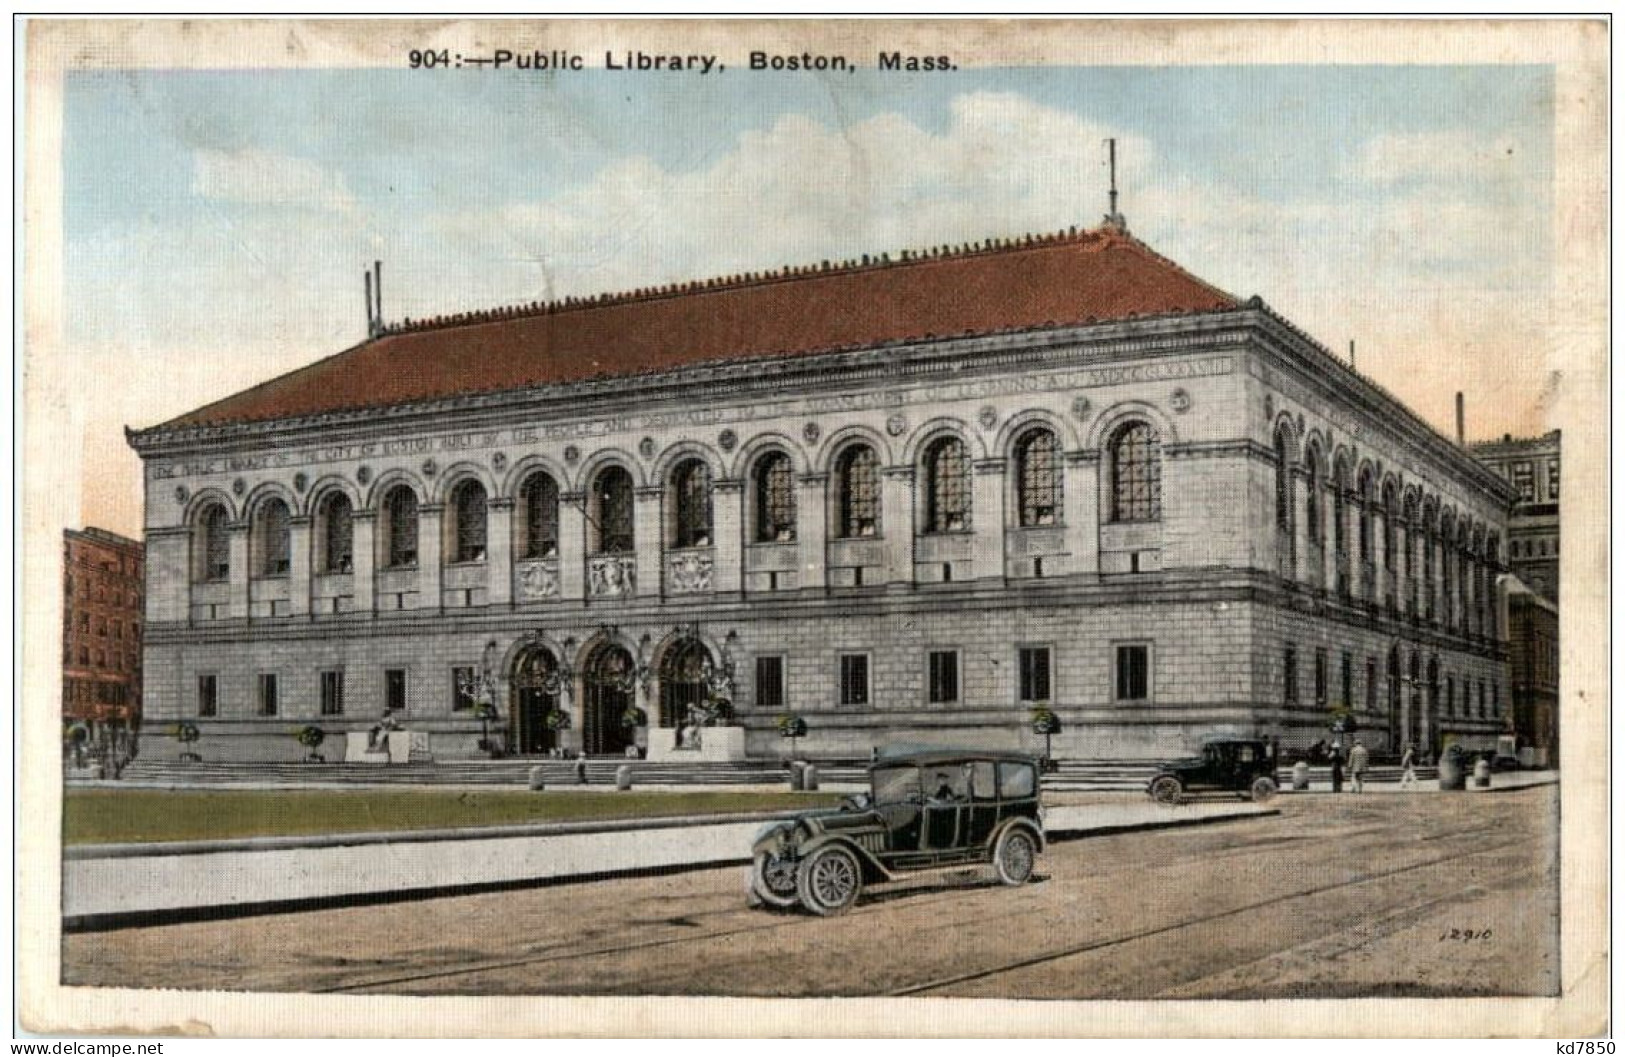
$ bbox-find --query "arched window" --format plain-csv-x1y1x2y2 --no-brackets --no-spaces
384,486,419,569
923,436,970,533
451,480,488,563
1016,428,1060,527
592,466,634,554
1305,450,1323,544
196,503,230,582
1356,467,1373,564
753,451,796,542
1332,457,1349,555
836,445,880,538
1273,428,1293,533
255,498,291,577
520,473,560,559
1109,421,1161,522
672,459,713,548
320,492,354,573
1380,482,1397,570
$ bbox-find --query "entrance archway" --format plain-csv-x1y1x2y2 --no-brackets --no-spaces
509,647,561,756
583,643,636,756
660,638,713,729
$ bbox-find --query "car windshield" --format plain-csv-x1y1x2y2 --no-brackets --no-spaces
871,765,920,805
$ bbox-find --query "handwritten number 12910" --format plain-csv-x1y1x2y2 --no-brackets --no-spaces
1438,928,1492,942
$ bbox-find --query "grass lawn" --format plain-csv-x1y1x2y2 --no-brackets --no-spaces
64,788,844,845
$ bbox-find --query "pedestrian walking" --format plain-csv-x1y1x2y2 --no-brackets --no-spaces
1329,744,1344,793
1349,739,1370,793
575,750,588,785
1399,743,1417,790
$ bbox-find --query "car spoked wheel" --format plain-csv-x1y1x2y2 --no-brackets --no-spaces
1149,775,1184,805
1250,776,1278,802
993,828,1037,886
796,846,862,916
752,851,801,908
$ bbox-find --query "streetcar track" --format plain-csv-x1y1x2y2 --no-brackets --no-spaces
886,836,1528,996
312,822,1522,995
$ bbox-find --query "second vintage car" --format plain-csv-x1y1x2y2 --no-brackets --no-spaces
750,749,1046,915
1146,736,1280,804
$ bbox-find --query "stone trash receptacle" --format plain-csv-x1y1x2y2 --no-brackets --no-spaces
789,761,805,791
1292,760,1311,791
1472,757,1492,789
528,765,546,791
802,764,819,791
615,764,633,791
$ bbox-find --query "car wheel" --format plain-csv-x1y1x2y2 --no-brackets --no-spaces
1149,775,1183,805
752,851,801,909
797,845,863,916
993,827,1037,886
1250,776,1278,802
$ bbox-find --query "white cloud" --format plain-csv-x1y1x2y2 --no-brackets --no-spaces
1351,130,1535,187
192,147,354,210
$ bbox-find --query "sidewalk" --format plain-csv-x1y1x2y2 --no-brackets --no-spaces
1279,769,1558,795
62,799,1272,929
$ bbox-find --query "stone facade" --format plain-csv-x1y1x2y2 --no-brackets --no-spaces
62,527,144,736
127,234,1516,763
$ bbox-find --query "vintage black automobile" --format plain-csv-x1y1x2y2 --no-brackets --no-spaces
1147,737,1279,804
750,749,1046,915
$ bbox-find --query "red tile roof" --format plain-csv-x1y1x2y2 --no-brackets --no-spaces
157,226,1237,431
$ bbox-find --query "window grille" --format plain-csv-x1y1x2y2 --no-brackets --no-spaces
1283,645,1298,704
257,673,279,717
1116,644,1149,701
1018,429,1060,527
386,488,419,568
385,668,407,712
924,437,970,533
202,505,230,581
522,473,560,558
324,493,354,573
1018,647,1051,703
1110,423,1161,522
755,656,785,710
453,481,488,562
673,460,713,548
321,670,344,716
259,500,291,576
1273,431,1292,532
595,467,634,553
837,446,879,538
928,650,959,704
198,674,218,717
755,452,796,542
839,654,869,706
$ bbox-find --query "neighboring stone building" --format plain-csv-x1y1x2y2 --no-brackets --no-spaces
1504,579,1559,767
62,527,144,742
1470,430,1560,603
126,222,1515,763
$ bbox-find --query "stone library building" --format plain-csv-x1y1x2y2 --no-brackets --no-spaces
126,219,1516,763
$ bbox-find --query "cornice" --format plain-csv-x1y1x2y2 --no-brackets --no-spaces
125,310,1253,458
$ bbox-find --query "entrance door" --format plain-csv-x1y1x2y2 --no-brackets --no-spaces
510,648,559,756
583,644,635,756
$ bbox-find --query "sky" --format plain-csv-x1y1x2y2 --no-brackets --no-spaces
58,62,1556,536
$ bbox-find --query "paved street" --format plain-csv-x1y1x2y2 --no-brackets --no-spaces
62,786,1558,999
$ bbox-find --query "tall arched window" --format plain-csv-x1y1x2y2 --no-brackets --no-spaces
1109,421,1161,522
196,503,230,582
1273,428,1293,533
1356,467,1373,565
672,459,713,548
1380,482,1396,571
923,436,970,533
753,451,796,542
520,472,560,558
836,445,879,538
320,492,354,573
451,480,488,563
1305,449,1323,545
255,498,291,577
384,486,419,569
593,466,634,554
1016,428,1060,527
1332,457,1349,556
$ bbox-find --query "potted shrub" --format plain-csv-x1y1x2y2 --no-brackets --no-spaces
173,721,202,763
294,724,327,763
545,708,574,754
1030,707,1062,771
63,721,90,768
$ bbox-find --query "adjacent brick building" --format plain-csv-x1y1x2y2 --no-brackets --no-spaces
1470,430,1560,603
62,527,144,740
126,221,1515,763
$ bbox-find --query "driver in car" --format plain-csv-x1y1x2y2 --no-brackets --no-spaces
930,771,958,801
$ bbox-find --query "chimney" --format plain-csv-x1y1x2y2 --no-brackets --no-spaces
364,268,375,336
1348,340,1356,370
1455,392,1465,446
